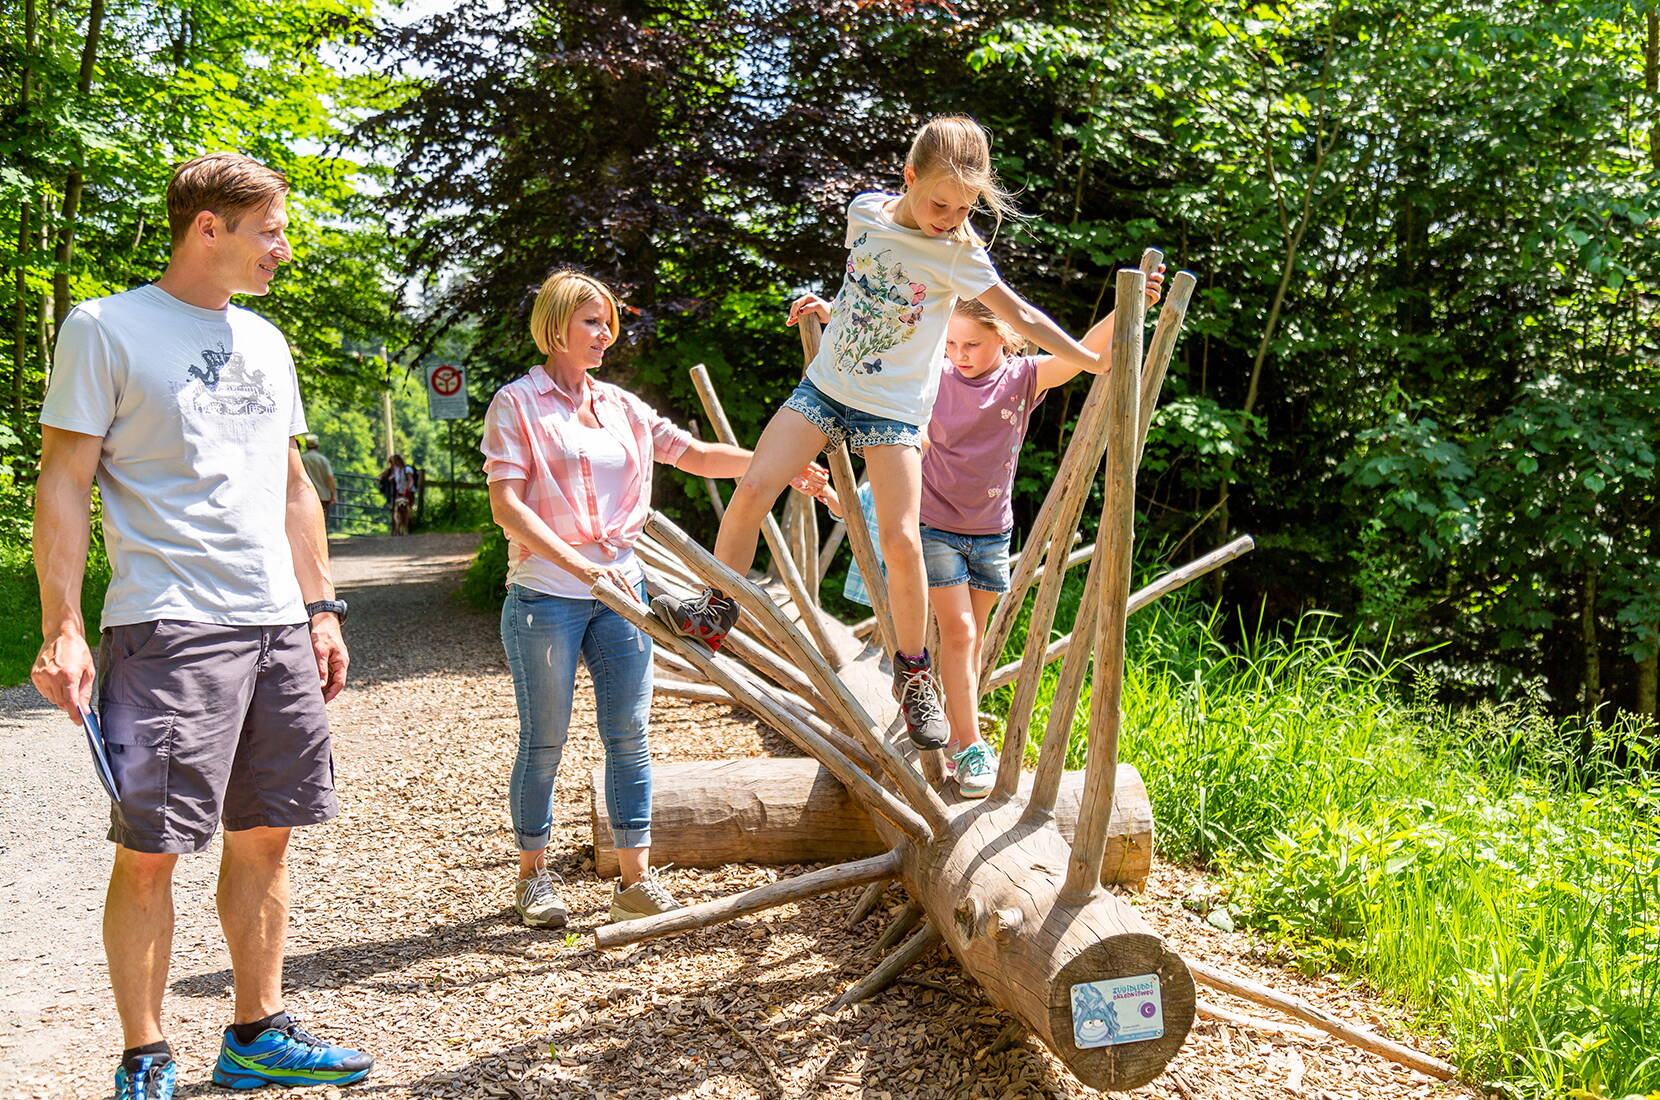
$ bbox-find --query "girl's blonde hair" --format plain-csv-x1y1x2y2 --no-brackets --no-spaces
529,269,622,356
952,298,1024,354
905,115,1021,245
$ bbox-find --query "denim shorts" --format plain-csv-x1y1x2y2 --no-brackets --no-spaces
920,524,1012,593
782,377,923,454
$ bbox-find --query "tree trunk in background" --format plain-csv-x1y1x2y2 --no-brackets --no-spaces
13,0,37,421
51,0,106,331
1646,12,1658,172
1581,567,1601,717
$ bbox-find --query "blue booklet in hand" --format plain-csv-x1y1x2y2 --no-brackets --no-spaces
80,705,120,803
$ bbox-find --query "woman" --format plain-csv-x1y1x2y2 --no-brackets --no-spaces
481,269,822,927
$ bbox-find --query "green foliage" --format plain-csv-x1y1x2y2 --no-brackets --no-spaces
0,528,109,688
1009,596,1659,1097
461,528,509,610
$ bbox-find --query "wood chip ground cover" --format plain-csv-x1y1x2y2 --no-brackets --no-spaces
0,534,1477,1099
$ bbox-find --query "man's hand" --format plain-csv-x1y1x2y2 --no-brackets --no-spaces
309,614,349,703
32,630,95,723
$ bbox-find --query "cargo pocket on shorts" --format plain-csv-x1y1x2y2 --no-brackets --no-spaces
101,703,176,834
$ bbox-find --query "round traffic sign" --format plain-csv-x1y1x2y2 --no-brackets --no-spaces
430,365,463,396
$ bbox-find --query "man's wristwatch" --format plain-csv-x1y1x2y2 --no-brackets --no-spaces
305,598,349,625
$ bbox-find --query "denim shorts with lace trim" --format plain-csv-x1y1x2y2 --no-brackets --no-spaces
781,377,923,454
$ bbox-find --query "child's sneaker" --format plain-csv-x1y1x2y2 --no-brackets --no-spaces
211,1013,373,1089
609,868,685,923
892,650,949,749
949,741,996,798
651,588,741,651
115,1055,176,1100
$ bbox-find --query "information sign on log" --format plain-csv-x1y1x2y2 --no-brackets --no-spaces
425,363,468,419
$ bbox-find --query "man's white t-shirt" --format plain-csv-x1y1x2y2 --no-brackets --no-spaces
805,192,1001,426
41,284,309,628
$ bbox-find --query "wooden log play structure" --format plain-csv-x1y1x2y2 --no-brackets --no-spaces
587,250,1456,1089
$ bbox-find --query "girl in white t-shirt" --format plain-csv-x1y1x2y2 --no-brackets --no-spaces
655,115,1108,750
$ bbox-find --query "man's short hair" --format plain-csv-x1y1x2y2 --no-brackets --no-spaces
167,152,289,247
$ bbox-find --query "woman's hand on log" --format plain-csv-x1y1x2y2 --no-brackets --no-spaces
584,564,641,602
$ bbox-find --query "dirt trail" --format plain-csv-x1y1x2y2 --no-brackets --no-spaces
0,533,1474,1099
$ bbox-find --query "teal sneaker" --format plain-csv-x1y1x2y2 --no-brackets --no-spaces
115,1055,176,1099
211,1013,373,1089
950,741,996,799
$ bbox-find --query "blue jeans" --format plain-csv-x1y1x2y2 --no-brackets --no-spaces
920,525,1013,593
500,582,653,851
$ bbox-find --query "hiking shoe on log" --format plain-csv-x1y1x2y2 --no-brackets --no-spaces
609,868,685,923
651,588,740,651
892,650,949,749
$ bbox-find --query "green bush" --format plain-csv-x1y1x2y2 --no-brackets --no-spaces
461,528,509,610
1,533,112,690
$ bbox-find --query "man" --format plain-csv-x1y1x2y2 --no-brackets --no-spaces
31,152,372,1099
300,434,338,531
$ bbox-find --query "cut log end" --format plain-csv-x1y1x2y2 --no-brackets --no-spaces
1049,932,1197,1091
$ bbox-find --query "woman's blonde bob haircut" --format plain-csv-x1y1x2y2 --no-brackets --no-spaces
952,298,1024,354
529,269,622,357
906,115,1021,246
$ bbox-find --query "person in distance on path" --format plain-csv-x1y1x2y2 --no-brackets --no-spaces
31,152,372,1099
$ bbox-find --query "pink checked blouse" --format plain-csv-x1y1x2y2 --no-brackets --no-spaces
481,366,692,595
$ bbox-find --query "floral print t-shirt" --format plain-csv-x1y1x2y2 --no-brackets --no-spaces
805,192,1001,427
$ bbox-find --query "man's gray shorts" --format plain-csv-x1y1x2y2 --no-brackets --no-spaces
97,620,338,854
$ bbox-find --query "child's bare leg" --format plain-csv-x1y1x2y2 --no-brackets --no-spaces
863,443,927,655
932,583,1001,754
712,408,828,579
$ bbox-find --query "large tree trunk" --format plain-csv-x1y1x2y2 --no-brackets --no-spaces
591,758,1155,888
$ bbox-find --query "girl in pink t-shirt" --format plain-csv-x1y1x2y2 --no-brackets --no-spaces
799,284,1162,796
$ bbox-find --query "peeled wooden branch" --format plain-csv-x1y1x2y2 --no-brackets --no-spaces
1063,267,1144,901
979,247,1165,684
845,880,888,928
872,903,923,954
688,363,838,659
1195,999,1324,1043
1187,959,1457,1081
1137,271,1198,461
834,923,943,1008
591,758,1152,887
644,513,951,835
595,849,904,950
589,579,932,845
827,444,897,657
983,536,1257,697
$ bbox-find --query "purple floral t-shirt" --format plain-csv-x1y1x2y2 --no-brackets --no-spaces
919,355,1043,535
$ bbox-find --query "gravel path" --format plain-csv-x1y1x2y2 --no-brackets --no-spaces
1,533,1477,1099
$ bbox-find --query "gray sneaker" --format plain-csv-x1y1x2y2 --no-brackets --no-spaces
892,650,949,749
514,866,568,929
651,588,741,651
608,868,684,923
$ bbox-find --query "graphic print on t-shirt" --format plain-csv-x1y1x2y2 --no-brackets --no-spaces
181,344,278,418
830,233,930,377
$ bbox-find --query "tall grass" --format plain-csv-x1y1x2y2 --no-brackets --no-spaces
986,594,1660,1099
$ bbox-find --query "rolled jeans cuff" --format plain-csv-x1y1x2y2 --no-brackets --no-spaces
515,827,553,853
612,825,651,850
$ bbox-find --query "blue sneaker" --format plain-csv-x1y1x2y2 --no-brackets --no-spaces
950,741,996,799
115,1056,176,1100
211,1013,373,1089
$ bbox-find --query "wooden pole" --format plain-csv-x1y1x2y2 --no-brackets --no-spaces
590,579,934,845
1187,959,1458,1081
978,248,1164,685
687,364,839,659
982,536,1255,696
1025,537,1256,819
834,923,943,1008
1062,268,1144,901
827,444,897,657
1136,271,1198,461
595,849,905,950
642,514,951,834
845,880,889,928
871,902,923,954
689,418,727,520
